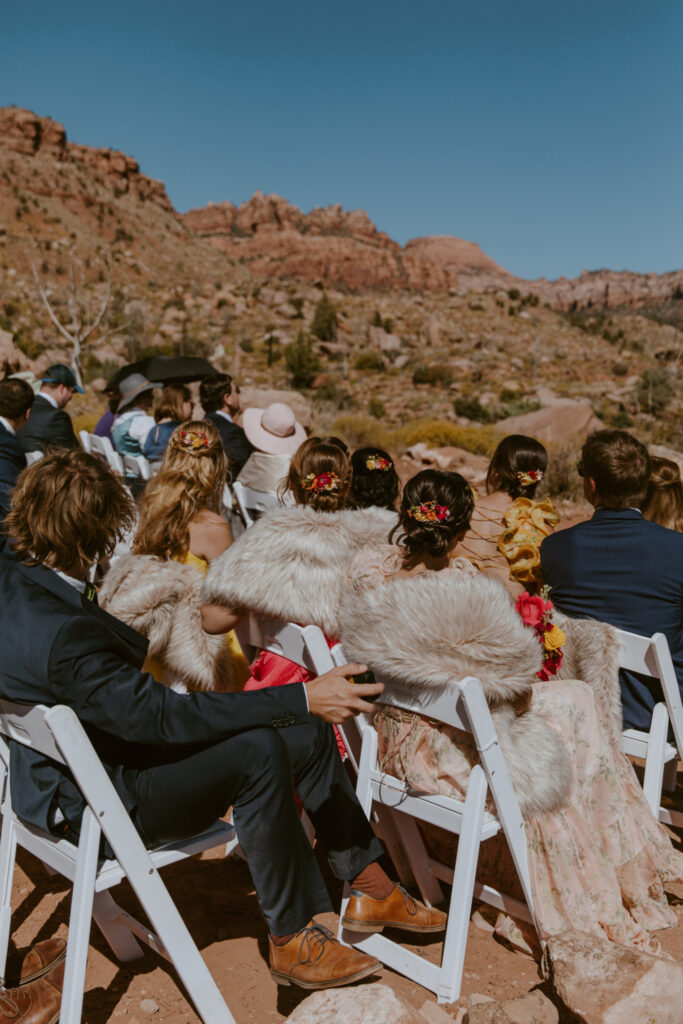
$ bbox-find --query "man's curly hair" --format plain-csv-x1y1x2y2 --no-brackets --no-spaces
4,449,136,572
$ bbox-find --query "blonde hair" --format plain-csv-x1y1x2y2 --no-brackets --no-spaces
154,384,191,423
133,420,228,558
642,456,683,532
280,436,352,513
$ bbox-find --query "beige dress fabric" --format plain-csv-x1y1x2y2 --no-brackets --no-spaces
348,545,683,957
236,451,291,493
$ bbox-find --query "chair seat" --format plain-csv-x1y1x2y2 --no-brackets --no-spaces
368,770,501,838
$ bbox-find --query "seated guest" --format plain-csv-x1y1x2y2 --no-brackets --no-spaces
111,373,159,455
17,363,82,454
0,450,444,992
642,456,683,532
343,468,683,955
456,434,558,596
142,385,193,463
93,390,120,445
200,373,254,476
349,447,400,511
541,430,683,731
0,377,33,521
238,401,306,494
102,421,249,692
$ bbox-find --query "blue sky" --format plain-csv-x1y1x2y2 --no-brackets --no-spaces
2,1,681,280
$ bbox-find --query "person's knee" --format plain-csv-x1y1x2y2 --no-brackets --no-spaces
238,727,291,780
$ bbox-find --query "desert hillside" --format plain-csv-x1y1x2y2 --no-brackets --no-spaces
0,106,681,481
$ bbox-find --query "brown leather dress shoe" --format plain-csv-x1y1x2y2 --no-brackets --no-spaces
4,940,66,988
0,959,64,1024
270,922,380,989
343,884,447,934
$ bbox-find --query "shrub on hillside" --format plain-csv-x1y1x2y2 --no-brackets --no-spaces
368,397,385,419
286,331,322,388
397,419,501,456
412,364,453,387
354,352,385,372
540,437,586,502
331,414,392,450
636,367,674,415
311,293,337,341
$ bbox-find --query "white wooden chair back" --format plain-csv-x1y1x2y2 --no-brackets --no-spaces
331,645,539,1005
235,614,331,674
88,433,124,475
618,629,683,827
232,482,280,528
222,482,234,513
122,453,151,481
78,430,92,454
0,700,236,1023
24,450,43,465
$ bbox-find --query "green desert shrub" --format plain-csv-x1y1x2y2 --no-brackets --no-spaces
368,397,386,419
412,364,453,387
286,331,322,388
310,293,337,341
636,367,674,415
354,352,384,372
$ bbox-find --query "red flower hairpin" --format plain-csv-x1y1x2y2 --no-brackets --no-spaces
366,454,392,471
302,472,341,493
407,500,451,524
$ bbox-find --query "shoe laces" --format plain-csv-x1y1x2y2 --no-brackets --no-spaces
296,922,336,966
396,883,418,917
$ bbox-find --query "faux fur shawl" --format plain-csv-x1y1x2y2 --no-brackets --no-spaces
203,505,398,636
555,613,622,745
339,571,573,818
99,554,235,692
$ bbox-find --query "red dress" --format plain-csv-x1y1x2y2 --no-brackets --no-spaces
245,645,347,759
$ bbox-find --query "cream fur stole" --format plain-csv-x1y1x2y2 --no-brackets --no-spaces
99,554,234,692
338,571,574,818
203,505,397,635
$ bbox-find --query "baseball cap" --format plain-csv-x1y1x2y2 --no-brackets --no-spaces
41,363,85,394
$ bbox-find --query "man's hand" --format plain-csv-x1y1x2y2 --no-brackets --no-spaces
305,663,384,724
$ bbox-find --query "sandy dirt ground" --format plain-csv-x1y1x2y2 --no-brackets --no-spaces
7,787,683,1024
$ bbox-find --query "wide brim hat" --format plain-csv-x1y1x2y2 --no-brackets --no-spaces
117,373,162,413
243,402,307,456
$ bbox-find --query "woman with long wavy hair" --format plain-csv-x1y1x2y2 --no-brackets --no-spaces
128,420,249,689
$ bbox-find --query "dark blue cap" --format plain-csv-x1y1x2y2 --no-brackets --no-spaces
41,363,85,394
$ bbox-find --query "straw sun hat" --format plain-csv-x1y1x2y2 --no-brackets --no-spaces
242,402,307,456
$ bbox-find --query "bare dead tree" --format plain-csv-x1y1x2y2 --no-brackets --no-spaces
28,252,129,387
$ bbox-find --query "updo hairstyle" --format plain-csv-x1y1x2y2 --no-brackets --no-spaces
486,434,548,499
392,469,474,561
283,435,352,513
349,446,400,511
642,456,683,532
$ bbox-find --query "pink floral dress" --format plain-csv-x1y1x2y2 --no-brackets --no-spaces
348,545,683,956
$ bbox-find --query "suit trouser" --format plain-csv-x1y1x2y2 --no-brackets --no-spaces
126,717,384,935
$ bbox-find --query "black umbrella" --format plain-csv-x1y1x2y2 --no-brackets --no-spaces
106,356,219,392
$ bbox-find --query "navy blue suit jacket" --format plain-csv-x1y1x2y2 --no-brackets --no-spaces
205,411,254,476
541,508,683,730
0,423,25,520
0,553,309,833
17,394,79,453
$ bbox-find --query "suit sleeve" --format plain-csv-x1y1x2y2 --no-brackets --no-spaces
52,410,80,450
228,428,255,475
48,617,310,745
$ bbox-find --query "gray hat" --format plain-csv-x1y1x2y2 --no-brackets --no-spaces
116,373,161,413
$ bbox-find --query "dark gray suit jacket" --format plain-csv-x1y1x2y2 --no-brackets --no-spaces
205,411,254,476
17,394,79,453
0,553,309,833
0,423,25,519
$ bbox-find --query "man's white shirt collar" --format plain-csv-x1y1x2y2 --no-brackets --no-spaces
40,391,59,409
52,568,87,594
0,415,15,435
216,409,233,424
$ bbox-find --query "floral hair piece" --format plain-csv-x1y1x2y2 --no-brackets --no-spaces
516,469,543,486
515,586,566,680
407,500,451,524
366,454,392,471
178,429,210,452
302,471,341,494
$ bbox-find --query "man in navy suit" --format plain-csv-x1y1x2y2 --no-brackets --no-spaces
200,372,254,475
0,377,34,521
17,363,82,454
0,450,445,993
541,430,683,731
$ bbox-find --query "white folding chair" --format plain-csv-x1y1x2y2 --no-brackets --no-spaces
24,451,43,465
618,629,683,827
232,482,280,528
0,700,238,1024
88,434,124,475
78,430,92,454
122,454,151,482
333,661,539,1004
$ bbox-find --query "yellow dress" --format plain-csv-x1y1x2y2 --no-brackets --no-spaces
144,549,250,692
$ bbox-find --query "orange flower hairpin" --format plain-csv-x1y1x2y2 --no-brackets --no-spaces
302,472,341,493
407,500,451,523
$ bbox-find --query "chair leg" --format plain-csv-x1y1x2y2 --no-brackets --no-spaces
436,764,487,1004
92,891,144,962
662,758,678,795
60,810,101,1024
385,811,444,907
0,814,17,984
643,704,669,818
